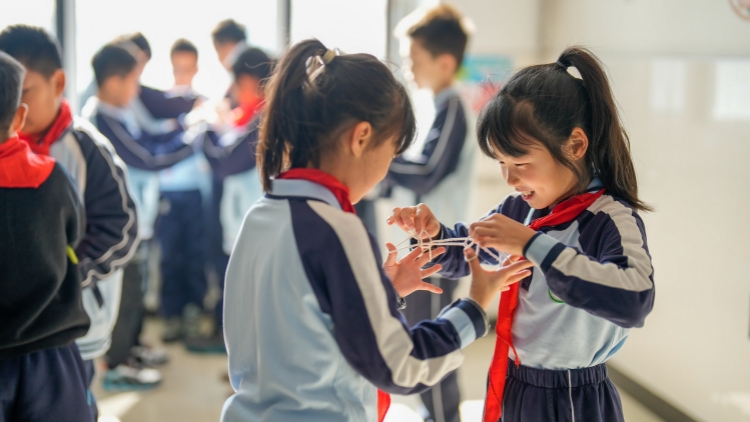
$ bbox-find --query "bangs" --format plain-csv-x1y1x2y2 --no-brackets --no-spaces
477,93,547,159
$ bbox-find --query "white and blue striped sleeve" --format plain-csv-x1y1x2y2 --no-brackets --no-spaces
523,197,655,328
291,199,488,395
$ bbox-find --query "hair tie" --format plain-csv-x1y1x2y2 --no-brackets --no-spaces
306,48,343,82
554,60,567,70
322,48,342,65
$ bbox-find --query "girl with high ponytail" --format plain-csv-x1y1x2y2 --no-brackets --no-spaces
222,39,522,422
388,46,655,421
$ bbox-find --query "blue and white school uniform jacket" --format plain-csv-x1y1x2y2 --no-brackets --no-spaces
203,117,263,253
221,179,489,422
388,87,476,224
50,116,139,360
433,180,655,370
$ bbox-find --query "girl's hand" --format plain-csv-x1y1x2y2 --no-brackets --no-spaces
464,248,534,310
469,214,537,257
384,243,446,297
386,204,441,239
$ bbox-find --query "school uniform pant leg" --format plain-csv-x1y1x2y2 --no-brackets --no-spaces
105,245,146,369
158,190,207,317
209,178,229,329
402,277,461,422
502,360,625,422
0,343,94,422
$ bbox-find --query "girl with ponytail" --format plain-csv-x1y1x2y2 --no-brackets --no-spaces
388,46,655,421
221,39,524,422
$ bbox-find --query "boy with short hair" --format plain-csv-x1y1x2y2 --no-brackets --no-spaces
388,5,474,422
211,19,247,71
0,25,140,418
171,38,199,89
0,50,92,422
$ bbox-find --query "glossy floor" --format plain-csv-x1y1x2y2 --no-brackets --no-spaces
92,318,663,422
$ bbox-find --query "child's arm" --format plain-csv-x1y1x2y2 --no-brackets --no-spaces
304,206,491,395
96,114,194,171
387,97,467,196
139,85,197,119
72,125,140,287
472,204,655,328
203,124,259,178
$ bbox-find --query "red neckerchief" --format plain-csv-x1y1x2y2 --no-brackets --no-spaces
483,188,606,422
0,136,56,188
277,168,356,214
18,100,73,156
233,97,265,128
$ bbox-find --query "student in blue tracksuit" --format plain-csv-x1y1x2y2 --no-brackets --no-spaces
83,43,200,337
221,39,534,422
388,47,655,422
0,27,140,418
387,6,473,421
190,47,272,353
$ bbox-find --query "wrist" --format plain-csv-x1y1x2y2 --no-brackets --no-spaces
468,284,493,310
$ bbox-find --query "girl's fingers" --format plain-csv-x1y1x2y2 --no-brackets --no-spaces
400,208,416,230
415,247,445,266
402,245,424,262
506,269,532,284
507,260,535,273
418,281,443,294
420,264,443,279
464,248,483,274
384,243,397,267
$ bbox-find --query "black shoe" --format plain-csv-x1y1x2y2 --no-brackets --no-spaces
184,331,226,354
162,317,183,343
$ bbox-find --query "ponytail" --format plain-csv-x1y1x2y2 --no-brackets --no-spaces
258,39,416,192
557,47,651,212
477,45,651,212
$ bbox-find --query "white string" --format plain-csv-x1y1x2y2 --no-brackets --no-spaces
395,229,510,264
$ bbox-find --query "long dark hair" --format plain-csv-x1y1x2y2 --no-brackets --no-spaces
258,39,416,191
477,46,651,212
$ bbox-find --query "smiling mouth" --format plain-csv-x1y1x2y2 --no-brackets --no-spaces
520,191,535,201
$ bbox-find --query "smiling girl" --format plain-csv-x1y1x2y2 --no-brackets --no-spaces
389,47,655,422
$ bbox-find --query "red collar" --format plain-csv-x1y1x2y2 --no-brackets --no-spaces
233,97,265,127
18,100,73,156
277,168,356,214
0,136,56,188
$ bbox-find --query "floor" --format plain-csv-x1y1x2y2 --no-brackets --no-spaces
93,319,664,422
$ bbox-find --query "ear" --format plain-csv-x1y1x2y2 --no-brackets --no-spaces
348,121,373,158
568,127,589,160
51,69,66,98
11,104,29,135
437,53,458,75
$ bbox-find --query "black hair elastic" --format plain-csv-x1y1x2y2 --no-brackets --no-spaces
554,60,567,70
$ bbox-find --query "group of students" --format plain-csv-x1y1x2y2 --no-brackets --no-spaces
0,4,655,422
0,18,272,419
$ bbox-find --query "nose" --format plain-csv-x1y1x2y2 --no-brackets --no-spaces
504,165,520,187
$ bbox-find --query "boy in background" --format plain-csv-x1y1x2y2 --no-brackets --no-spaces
387,5,474,422
0,26,140,418
211,19,247,71
84,44,207,346
0,51,92,422
170,38,199,91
